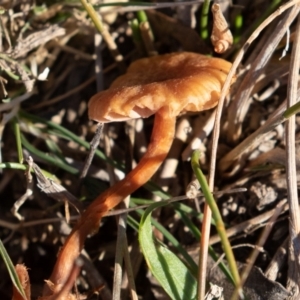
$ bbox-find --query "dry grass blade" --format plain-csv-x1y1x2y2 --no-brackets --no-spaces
209,201,289,246
231,199,287,300
112,197,137,300
10,25,66,59
285,8,300,299
199,2,300,300
219,99,288,173
226,5,300,143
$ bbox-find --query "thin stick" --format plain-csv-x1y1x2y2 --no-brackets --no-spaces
80,123,103,179
112,203,129,300
11,162,33,221
209,200,289,245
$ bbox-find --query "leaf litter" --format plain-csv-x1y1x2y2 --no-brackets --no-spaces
0,1,299,299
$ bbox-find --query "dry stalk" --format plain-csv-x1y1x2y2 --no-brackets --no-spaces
198,2,300,299
285,9,300,299
265,237,288,281
231,199,287,300
209,201,289,245
218,98,288,173
139,21,157,56
226,5,300,144
11,161,33,221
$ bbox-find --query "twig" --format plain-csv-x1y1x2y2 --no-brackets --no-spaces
11,161,33,221
155,117,190,198
209,200,289,245
231,199,287,299
10,25,66,59
265,237,288,281
112,198,133,300
99,0,207,15
0,91,34,113
122,241,139,300
0,188,247,232
80,123,103,179
80,253,112,300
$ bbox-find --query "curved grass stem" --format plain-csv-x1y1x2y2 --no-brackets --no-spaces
191,150,241,292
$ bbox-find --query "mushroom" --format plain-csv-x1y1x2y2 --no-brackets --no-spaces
44,52,234,296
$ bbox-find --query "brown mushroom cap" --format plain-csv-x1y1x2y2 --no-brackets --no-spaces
89,52,233,123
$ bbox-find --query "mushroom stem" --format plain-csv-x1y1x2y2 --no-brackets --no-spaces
45,107,176,295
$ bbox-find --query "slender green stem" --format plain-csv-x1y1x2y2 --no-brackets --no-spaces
129,18,143,43
200,0,211,40
136,10,148,23
80,0,124,68
176,206,234,284
234,13,243,44
283,100,300,119
191,150,241,287
0,162,27,170
80,0,104,33
12,117,23,164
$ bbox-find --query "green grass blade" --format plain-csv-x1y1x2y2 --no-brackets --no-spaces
200,0,211,40
191,150,240,287
12,117,23,164
19,110,116,168
20,132,78,174
0,239,27,299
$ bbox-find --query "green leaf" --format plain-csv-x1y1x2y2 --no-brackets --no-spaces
0,239,27,299
139,202,197,300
